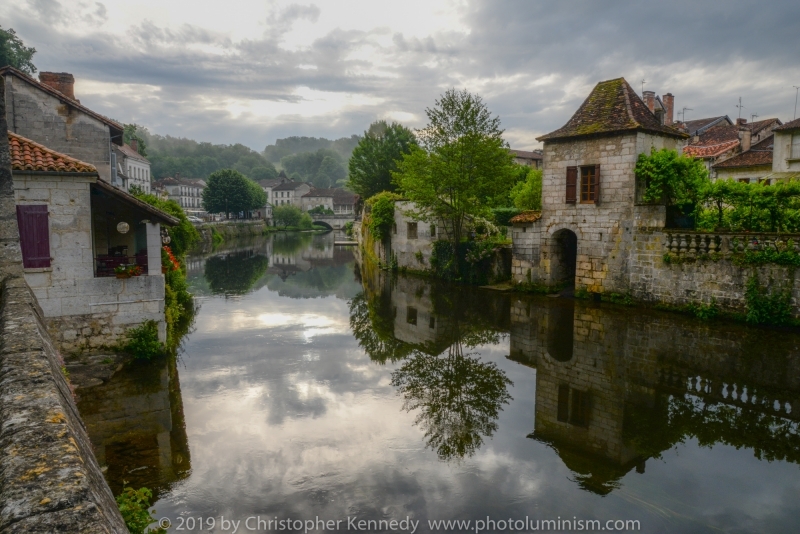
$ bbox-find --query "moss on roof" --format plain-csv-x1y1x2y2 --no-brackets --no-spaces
537,78,688,142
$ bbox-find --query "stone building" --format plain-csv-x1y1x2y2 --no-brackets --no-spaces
684,116,782,175
510,77,687,292
272,179,312,207
768,117,800,180
510,149,543,169
712,135,775,183
2,66,124,185
155,175,207,216
9,131,177,352
301,187,358,214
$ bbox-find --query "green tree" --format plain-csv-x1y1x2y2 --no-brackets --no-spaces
202,169,266,219
273,204,303,228
348,120,417,200
250,165,278,181
635,148,708,207
0,27,36,74
123,124,148,157
393,89,517,270
509,165,542,210
298,212,314,230
315,155,346,188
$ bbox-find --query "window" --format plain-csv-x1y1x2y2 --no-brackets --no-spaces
430,224,436,237
392,223,397,235
580,165,599,203
16,205,51,268
556,384,591,427
406,307,417,325
792,134,800,159
429,316,436,329
407,222,418,239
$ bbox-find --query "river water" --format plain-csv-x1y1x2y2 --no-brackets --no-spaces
76,233,800,534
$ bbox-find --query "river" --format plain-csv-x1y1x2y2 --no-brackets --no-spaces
76,233,800,534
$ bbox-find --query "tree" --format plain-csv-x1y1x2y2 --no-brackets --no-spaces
123,124,148,157
510,165,543,210
0,27,36,74
348,120,417,200
250,165,278,181
315,155,346,188
273,204,303,228
393,89,517,272
298,212,314,230
202,169,266,219
635,148,708,207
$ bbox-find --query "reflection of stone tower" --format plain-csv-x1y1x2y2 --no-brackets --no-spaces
391,276,449,351
510,298,646,495
77,356,191,499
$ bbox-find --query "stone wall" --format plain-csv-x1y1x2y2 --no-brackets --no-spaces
4,75,113,182
392,201,436,270
773,129,800,173
0,81,127,532
196,220,269,245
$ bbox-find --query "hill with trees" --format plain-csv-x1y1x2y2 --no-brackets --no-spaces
262,135,360,164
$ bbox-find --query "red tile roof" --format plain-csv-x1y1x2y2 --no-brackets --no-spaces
8,132,98,173
510,211,542,224
537,78,687,142
510,149,543,160
683,139,740,158
743,118,781,135
117,143,149,163
714,135,774,169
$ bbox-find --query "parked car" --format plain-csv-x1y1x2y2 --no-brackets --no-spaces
187,216,204,224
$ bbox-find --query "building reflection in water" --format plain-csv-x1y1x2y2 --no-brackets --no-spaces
77,355,190,500
353,265,800,494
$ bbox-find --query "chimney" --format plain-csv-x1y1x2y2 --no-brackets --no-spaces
38,72,77,101
736,118,747,126
175,172,180,179
130,139,138,153
643,90,656,113
739,127,752,152
662,93,674,125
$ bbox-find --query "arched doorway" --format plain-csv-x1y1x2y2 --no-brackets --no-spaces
551,229,578,287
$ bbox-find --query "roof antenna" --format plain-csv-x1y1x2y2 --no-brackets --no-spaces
641,79,646,97
736,97,745,119
751,113,759,123
679,107,693,122
794,86,800,120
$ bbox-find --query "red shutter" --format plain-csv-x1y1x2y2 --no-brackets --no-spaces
594,164,601,204
566,166,577,204
16,205,51,268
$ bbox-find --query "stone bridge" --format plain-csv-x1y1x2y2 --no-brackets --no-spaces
310,213,355,230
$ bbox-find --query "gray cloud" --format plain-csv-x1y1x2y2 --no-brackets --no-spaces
5,0,800,149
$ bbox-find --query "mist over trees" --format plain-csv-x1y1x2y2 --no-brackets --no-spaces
132,126,278,181
263,135,360,164
281,149,348,188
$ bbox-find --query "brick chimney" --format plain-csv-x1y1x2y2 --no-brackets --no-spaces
130,139,138,153
739,127,752,152
643,91,656,113
662,93,674,125
736,118,748,126
38,72,77,101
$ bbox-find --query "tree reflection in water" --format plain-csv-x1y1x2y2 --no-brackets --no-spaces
349,268,513,461
392,341,512,461
204,250,269,295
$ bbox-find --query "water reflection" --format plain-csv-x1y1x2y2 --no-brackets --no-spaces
77,355,190,500
205,249,270,295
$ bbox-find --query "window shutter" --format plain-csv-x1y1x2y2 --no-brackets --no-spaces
566,166,577,203
594,164,601,204
16,205,51,268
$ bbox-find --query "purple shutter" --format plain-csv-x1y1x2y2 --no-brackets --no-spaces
16,205,51,268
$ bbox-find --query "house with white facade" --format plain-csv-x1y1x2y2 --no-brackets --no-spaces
9,131,177,352
272,179,312,208
116,140,151,193
155,175,207,217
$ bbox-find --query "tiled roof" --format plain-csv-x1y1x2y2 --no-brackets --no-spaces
8,132,98,173
714,135,774,169
0,66,123,135
510,149,543,160
303,188,337,198
744,118,781,135
258,178,284,188
510,211,542,224
302,188,358,204
683,116,731,136
683,139,740,158
117,143,149,163
774,117,800,132
537,78,688,142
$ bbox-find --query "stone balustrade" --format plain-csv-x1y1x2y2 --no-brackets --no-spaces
663,231,800,258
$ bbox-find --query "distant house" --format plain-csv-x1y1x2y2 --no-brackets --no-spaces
272,179,312,208
762,118,800,182
300,188,358,215
510,149,543,169
9,132,177,352
155,175,207,216
258,173,292,223
115,140,151,193
713,135,775,183
1,67,125,186
683,116,782,175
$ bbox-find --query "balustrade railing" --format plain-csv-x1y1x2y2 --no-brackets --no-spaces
663,231,800,258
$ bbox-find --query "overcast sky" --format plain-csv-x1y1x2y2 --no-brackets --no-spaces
4,0,800,151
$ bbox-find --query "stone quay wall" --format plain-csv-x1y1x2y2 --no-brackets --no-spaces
196,220,270,244
0,87,126,530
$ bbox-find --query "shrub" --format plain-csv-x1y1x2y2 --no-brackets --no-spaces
124,320,163,360
116,487,165,534
298,212,314,230
344,221,354,238
745,275,794,326
273,204,303,228
509,167,542,210
365,192,402,240
492,207,521,227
